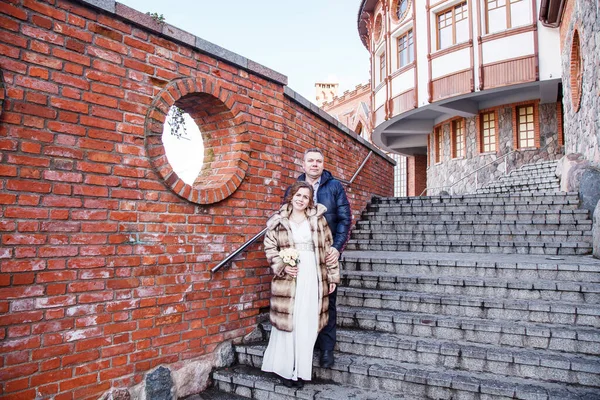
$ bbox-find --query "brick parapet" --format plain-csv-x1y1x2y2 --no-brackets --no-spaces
0,1,394,398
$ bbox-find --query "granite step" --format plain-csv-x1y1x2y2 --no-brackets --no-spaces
355,220,593,233
341,251,600,282
212,364,409,400
372,192,578,204
367,203,580,212
360,209,591,223
336,305,600,355
253,323,600,386
350,230,592,243
337,286,600,327
345,239,593,255
341,270,600,302
232,344,600,400
334,329,600,387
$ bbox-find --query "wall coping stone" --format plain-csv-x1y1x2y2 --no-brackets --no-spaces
75,0,287,85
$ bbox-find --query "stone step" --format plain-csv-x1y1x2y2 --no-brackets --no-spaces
341,270,600,302
488,176,559,184
345,239,593,255
254,323,600,386
361,210,590,223
337,286,600,327
212,365,408,400
367,203,580,213
337,305,600,355
232,345,599,400
335,329,600,387
341,251,600,283
371,192,579,205
355,221,593,233
476,186,562,194
351,230,592,243
483,182,560,190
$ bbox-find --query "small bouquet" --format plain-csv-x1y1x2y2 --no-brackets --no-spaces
279,248,300,268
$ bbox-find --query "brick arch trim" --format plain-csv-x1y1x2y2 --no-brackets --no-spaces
145,76,250,204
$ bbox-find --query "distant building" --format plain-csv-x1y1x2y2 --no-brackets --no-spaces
320,82,408,197
314,82,339,107
356,0,581,195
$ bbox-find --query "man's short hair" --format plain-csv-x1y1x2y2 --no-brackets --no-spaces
303,148,324,160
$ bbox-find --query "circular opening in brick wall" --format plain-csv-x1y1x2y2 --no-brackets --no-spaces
374,14,383,42
146,77,250,205
570,29,582,113
162,105,204,185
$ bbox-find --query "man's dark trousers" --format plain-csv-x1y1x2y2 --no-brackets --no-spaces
317,286,337,351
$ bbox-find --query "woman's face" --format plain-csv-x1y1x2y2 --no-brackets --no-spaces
291,187,311,213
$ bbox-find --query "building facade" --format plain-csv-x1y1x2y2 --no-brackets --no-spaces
320,82,409,197
358,0,572,194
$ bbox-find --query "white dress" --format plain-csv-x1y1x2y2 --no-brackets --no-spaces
261,219,319,381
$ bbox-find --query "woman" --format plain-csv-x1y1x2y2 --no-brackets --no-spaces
261,181,340,388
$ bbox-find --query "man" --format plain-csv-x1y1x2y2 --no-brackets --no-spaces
287,148,351,368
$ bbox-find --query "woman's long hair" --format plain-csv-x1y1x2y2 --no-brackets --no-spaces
283,181,315,210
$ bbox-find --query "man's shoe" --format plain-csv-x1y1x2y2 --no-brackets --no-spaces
282,378,294,388
295,378,304,389
320,350,334,368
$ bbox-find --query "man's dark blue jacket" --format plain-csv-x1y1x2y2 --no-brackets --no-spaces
290,170,351,252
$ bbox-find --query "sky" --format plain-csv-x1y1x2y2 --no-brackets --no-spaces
118,0,371,103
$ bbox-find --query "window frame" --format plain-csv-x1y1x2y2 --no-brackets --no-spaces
515,104,536,149
485,0,528,34
396,29,415,69
478,110,499,154
436,1,469,50
379,52,386,84
451,118,466,159
434,126,443,163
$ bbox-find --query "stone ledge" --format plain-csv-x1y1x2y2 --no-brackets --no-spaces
74,0,288,86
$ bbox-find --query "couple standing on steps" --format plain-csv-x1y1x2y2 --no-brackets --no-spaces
261,148,352,389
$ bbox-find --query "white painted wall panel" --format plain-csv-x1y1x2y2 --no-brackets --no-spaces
375,86,386,109
431,47,471,79
391,68,414,97
538,24,562,80
482,32,534,64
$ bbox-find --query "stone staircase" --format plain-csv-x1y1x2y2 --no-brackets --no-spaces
206,162,600,399
476,160,560,195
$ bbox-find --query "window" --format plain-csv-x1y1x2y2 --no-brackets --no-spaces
434,127,443,163
480,111,497,153
397,30,414,68
452,119,465,158
374,13,383,42
396,0,409,20
437,2,469,50
390,153,407,197
570,30,582,112
516,105,535,148
486,0,531,34
379,53,386,84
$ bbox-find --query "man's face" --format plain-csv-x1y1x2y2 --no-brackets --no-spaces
302,151,324,180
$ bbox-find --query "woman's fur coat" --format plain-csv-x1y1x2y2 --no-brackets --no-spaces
263,203,340,333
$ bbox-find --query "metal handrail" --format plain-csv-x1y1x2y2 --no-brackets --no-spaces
211,150,373,273
419,142,552,196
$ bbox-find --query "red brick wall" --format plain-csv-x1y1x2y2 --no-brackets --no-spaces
407,155,427,196
0,1,394,399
